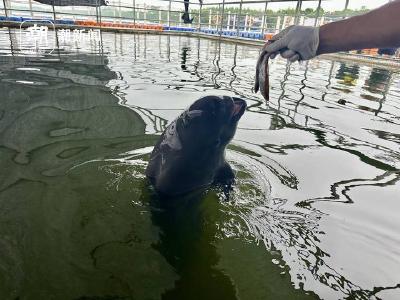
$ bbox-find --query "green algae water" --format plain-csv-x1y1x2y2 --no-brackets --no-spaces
0,29,399,300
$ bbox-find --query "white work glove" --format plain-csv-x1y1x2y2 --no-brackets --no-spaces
264,25,320,62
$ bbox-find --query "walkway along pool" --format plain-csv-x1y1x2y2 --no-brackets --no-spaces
0,29,399,299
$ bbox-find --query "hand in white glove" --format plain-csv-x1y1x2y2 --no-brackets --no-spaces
264,25,320,62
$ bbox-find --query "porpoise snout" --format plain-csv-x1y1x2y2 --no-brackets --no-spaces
212,96,247,123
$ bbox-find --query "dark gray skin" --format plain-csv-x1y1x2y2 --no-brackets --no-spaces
146,96,247,197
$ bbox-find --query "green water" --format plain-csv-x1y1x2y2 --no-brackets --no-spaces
0,29,399,300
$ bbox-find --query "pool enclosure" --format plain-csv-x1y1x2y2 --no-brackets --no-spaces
0,0,399,60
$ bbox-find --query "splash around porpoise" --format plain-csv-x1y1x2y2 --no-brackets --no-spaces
146,96,247,197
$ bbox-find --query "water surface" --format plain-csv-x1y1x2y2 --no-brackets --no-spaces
0,29,399,300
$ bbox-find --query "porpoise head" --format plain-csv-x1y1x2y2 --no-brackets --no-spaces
146,95,247,196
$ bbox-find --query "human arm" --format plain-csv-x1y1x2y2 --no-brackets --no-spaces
318,0,400,55
264,0,400,61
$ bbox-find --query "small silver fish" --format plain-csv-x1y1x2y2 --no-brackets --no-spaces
254,41,273,101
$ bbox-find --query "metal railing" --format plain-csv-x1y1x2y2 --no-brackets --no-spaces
0,0,398,58
0,0,347,31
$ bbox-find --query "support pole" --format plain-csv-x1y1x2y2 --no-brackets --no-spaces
28,0,33,17
133,0,136,25
294,0,302,25
219,0,225,35
227,12,230,30
118,0,122,24
72,5,75,21
98,0,102,28
95,0,99,23
52,3,56,23
98,0,104,58
168,0,171,27
236,0,243,37
216,4,220,30
261,15,265,33
343,0,350,19
344,0,350,10
52,3,59,51
98,15,104,57
314,0,322,26
208,9,211,29
198,2,202,31
3,0,8,18
261,1,268,37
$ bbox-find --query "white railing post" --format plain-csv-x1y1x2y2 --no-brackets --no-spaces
282,16,288,30
275,16,281,33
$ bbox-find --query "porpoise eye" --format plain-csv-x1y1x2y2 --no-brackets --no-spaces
167,122,176,135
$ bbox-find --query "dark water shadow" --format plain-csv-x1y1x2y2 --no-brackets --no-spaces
149,191,239,300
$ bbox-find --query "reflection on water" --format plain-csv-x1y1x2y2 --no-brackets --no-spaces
150,193,240,300
0,29,399,300
335,63,360,87
363,68,392,95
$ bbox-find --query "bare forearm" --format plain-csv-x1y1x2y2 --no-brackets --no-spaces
317,1,400,55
